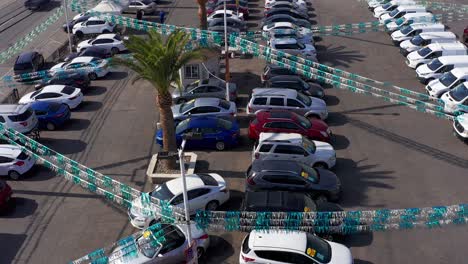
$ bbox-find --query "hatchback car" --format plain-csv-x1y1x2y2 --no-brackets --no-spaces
30,101,71,131
20,85,83,110
270,38,317,60
0,180,13,212
0,104,38,134
72,17,115,37
50,56,110,80
128,174,229,229
171,98,237,122
246,159,341,201
13,51,44,76
240,230,353,264
253,132,336,169
76,34,127,54
171,79,237,103
248,110,331,142
265,75,324,98
0,145,36,180
108,223,210,263
34,72,91,92
123,0,157,14
156,116,240,150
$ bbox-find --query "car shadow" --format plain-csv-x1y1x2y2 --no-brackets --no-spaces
38,138,87,155
20,165,55,181
73,101,103,112
325,94,340,105
37,0,61,12
203,235,236,263
104,71,129,81
0,197,38,218
331,133,350,150
217,189,244,210
0,233,27,264
84,85,107,96
61,118,91,131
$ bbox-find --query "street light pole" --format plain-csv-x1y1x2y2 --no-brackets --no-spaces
223,1,230,102
63,0,73,53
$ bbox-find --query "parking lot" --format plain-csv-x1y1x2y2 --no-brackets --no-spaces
0,0,467,263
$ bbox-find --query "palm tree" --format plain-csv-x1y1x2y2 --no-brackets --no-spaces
197,0,208,29
111,30,207,166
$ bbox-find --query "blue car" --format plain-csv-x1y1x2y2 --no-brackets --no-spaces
156,116,240,150
30,101,71,130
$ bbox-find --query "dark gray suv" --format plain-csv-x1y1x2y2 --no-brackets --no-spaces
246,160,341,201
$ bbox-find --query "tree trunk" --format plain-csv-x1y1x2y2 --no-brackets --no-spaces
197,0,208,30
157,90,178,169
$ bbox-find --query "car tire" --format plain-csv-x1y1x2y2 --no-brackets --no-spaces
75,31,84,38
46,122,56,131
110,47,119,55
197,247,205,259
88,72,98,80
313,162,328,169
215,141,225,151
8,170,21,180
177,99,187,104
205,200,219,211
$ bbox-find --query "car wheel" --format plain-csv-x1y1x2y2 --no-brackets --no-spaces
215,141,225,151
205,200,219,211
75,31,84,38
46,122,56,131
102,29,110,33
88,72,98,80
177,98,186,104
8,170,21,180
314,162,328,169
197,247,205,259
110,47,119,55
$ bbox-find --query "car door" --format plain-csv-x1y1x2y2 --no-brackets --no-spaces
187,188,211,214
286,98,307,115
263,121,284,133
187,86,207,100
268,97,285,110
155,226,187,263
199,127,220,148
0,156,13,175
128,1,140,12
83,20,97,33
91,38,114,51
272,144,309,163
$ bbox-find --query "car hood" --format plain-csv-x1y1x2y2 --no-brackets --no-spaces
416,64,431,75
309,117,328,132
77,39,92,48
407,50,422,61
374,6,385,14
441,92,458,113
314,140,335,157
171,88,184,98
399,39,412,49
380,13,391,21
316,168,339,189
427,80,447,92
329,241,353,264
130,196,160,220
51,62,66,71
310,97,327,110
391,29,405,39
18,92,35,104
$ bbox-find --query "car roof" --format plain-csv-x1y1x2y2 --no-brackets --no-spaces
194,97,222,107
395,5,425,10
401,12,433,18
187,117,219,128
41,85,67,93
70,56,96,63
96,33,118,39
408,23,443,29
437,55,468,64
87,16,105,21
249,230,307,251
269,75,302,82
165,174,205,194
418,31,456,39
252,88,298,97
450,67,468,77
270,22,295,28
16,52,37,63
429,42,467,50
259,132,303,143
271,38,298,45
0,144,22,158
213,9,235,15
243,191,308,211
251,159,301,173
0,104,30,114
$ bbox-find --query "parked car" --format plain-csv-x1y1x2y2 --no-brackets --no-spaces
63,15,91,32
390,23,445,45
72,17,115,37
248,110,331,142
50,56,110,80
253,132,337,169
373,0,416,18
261,64,313,83
64,46,111,63
265,2,308,13
13,51,44,76
34,72,91,92
156,116,240,150
108,223,209,263
207,9,244,22
267,29,314,46
19,85,83,110
453,113,468,141
405,42,468,69
265,8,309,20
263,15,312,29
265,0,307,10
246,88,328,120
416,56,468,84
385,12,436,32
425,67,468,97
128,173,229,228
209,4,249,19
0,180,13,212
171,79,237,103
171,98,237,122
464,26,468,43
123,0,157,14
265,75,324,98
0,104,38,134
24,0,50,10
270,38,317,60
399,32,458,56
0,145,36,180
76,34,127,54
29,102,71,131
441,81,468,114
246,159,341,201
208,17,247,31
379,5,426,24
262,22,313,38
240,230,353,264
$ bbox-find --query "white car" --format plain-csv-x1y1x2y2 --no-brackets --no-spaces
270,38,317,60
0,145,36,180
425,67,468,98
0,104,38,134
453,113,468,140
265,0,307,9
50,56,110,80
76,34,128,54
267,29,314,46
254,133,337,169
108,223,210,264
441,82,468,114
240,230,353,264
262,21,313,37
19,85,83,109
128,173,229,229
72,17,115,37
208,9,244,22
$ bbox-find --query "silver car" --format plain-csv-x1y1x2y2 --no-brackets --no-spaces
262,14,312,28
172,97,237,121
208,17,247,31
270,38,317,60
266,28,314,46
108,223,210,264
124,0,157,15
172,79,237,103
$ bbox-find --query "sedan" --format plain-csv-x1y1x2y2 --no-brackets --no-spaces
270,38,317,60
50,56,109,80
30,101,71,131
128,173,229,228
265,8,309,20
265,75,324,98
266,29,314,46
211,4,249,18
0,180,13,212
171,79,237,103
262,14,312,29
265,0,307,9
19,85,83,109
265,2,308,13
156,116,240,150
208,18,247,31
34,72,91,92
0,145,36,180
63,15,91,32
76,34,127,54
123,0,157,14
207,9,244,22
64,46,111,62
171,98,237,121
108,223,210,263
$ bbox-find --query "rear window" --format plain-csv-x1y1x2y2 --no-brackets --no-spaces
305,233,331,263
253,97,267,105
218,100,231,110
13,63,32,71
198,174,218,186
17,151,29,160
8,108,33,122
61,86,76,95
258,144,273,152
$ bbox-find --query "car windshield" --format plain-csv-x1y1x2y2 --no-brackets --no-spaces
299,163,319,183
150,184,175,201
61,86,76,95
382,3,392,9
180,100,195,113
427,59,443,71
296,92,311,106
175,119,190,134
439,72,457,87
305,233,332,263
400,25,413,35
389,9,399,17
217,118,233,130
449,83,468,102
274,33,295,38
302,136,316,154
8,108,33,122
417,47,432,57
410,35,423,45
395,17,405,26
295,113,311,129
136,235,160,258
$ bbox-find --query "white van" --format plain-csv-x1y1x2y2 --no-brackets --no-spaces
441,81,468,114
426,67,468,97
400,32,457,55
406,42,468,68
416,56,468,84
453,113,468,141
391,23,445,44
386,13,437,33
373,0,416,17
379,5,426,23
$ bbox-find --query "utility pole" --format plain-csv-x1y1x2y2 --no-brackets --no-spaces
223,1,230,101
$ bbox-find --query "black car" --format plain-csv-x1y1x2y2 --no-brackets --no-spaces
246,160,341,201
261,64,313,83
63,15,91,32
208,18,247,31
64,46,112,62
34,72,91,92
24,0,50,10
13,51,45,81
265,75,325,98
265,8,309,20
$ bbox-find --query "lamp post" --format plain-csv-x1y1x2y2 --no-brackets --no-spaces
63,0,73,53
223,1,230,102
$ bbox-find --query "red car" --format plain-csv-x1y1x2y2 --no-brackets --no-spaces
463,26,468,43
0,180,12,212
248,110,332,142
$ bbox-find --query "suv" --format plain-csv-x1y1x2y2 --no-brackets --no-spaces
248,110,331,142
261,64,313,83
0,145,36,180
246,88,328,120
265,75,325,98
72,17,115,38
253,132,336,169
0,104,38,134
171,79,238,103
269,38,317,61
13,51,44,76
246,159,341,201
